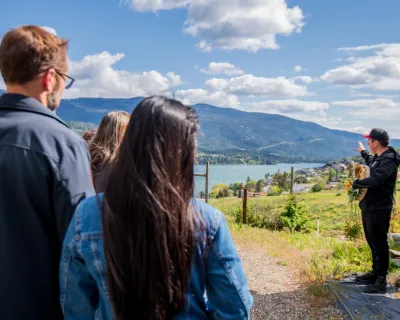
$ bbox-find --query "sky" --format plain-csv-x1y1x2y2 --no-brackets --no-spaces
1,0,400,137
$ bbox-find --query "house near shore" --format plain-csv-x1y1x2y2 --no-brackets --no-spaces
262,185,272,193
293,183,314,193
327,182,339,189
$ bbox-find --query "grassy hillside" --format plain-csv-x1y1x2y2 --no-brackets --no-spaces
209,190,400,235
210,191,400,292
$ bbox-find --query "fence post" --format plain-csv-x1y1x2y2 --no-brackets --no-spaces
205,161,209,203
242,188,248,224
290,166,294,195
317,215,320,237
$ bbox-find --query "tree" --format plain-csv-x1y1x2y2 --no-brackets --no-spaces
294,175,308,184
328,168,337,182
255,179,265,192
335,170,340,182
246,176,251,183
210,184,230,198
273,171,290,190
230,182,242,194
246,180,257,191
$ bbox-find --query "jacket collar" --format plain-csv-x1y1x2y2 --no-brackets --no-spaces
0,93,69,128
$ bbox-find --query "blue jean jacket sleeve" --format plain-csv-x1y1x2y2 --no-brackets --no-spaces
60,207,98,319
206,213,253,319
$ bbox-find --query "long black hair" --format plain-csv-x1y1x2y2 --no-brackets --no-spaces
103,96,200,319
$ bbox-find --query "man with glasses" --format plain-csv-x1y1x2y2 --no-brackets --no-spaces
353,128,400,293
0,26,94,319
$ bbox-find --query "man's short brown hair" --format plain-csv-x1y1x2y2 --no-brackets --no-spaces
0,25,68,85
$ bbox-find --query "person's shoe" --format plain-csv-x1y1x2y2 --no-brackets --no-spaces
368,276,387,294
355,271,377,284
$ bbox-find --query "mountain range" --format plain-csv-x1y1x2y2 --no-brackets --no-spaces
1,90,399,161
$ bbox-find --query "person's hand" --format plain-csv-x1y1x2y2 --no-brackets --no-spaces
354,141,366,153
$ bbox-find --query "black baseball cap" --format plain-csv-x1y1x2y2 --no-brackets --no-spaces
362,128,389,143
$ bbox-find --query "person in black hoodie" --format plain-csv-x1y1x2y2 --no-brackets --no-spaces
353,128,400,293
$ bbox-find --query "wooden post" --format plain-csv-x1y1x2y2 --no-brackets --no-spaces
317,215,320,237
242,188,248,224
205,161,209,203
290,166,294,195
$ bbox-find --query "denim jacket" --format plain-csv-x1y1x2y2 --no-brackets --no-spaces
60,194,253,319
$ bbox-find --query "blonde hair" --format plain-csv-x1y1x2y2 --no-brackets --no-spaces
89,111,130,169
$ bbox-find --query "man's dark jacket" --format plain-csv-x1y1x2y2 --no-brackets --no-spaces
0,94,95,319
353,147,400,213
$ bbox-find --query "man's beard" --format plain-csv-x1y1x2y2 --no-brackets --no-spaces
47,81,60,111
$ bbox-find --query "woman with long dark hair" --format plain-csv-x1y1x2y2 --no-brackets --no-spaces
60,97,253,319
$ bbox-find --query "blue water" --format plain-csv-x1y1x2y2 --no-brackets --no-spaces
194,163,323,194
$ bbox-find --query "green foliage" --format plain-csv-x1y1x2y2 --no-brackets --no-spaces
328,168,337,182
210,184,230,198
229,182,243,194
233,202,283,230
311,183,323,193
294,175,308,184
332,242,371,273
281,195,308,233
255,179,265,192
245,180,257,191
343,217,363,240
267,186,282,196
273,170,290,190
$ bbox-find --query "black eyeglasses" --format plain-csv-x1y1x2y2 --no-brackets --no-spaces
55,70,74,89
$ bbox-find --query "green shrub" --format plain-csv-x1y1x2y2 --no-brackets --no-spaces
311,183,323,193
233,202,283,230
268,186,282,196
343,216,363,240
281,195,308,233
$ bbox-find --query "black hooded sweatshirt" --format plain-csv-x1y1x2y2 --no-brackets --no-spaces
353,146,400,213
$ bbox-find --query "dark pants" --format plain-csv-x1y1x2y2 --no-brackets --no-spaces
361,211,391,277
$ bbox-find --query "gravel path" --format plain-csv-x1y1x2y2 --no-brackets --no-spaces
238,247,344,320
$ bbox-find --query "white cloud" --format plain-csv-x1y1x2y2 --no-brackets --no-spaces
331,98,400,121
247,99,328,113
126,0,305,52
63,51,181,98
174,89,240,108
346,127,370,134
332,98,400,109
321,43,400,91
293,76,313,84
124,0,189,12
293,65,302,72
196,40,212,53
205,74,312,98
41,26,57,35
185,0,305,52
337,43,391,52
200,62,244,76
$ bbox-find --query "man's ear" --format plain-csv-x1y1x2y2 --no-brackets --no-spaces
42,69,55,92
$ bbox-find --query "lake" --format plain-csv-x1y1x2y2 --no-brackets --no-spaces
194,163,323,194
